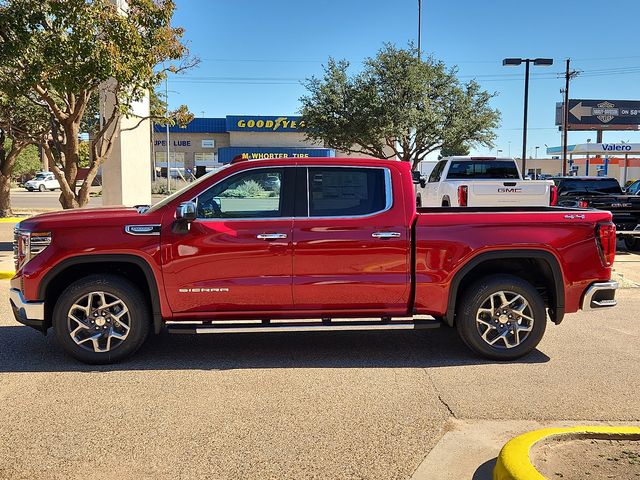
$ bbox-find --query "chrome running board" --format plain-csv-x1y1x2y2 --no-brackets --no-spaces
166,318,442,334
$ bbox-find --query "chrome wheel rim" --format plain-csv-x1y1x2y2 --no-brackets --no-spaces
475,290,534,349
67,291,130,353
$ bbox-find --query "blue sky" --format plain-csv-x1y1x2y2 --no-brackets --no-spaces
168,0,640,159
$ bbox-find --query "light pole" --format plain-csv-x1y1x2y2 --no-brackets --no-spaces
503,57,554,176
535,146,539,159
496,149,503,157
417,0,422,60
508,141,511,157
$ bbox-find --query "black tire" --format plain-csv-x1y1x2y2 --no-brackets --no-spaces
442,199,450,207
624,236,640,252
416,195,422,208
53,274,150,364
455,274,547,360
38,184,46,192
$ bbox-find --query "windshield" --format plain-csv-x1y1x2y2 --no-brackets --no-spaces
146,165,231,213
446,160,520,179
34,174,48,180
555,178,623,196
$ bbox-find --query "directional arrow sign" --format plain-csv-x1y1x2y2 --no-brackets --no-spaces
563,99,640,127
569,102,592,121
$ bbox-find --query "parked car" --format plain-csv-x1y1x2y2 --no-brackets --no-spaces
23,172,60,192
10,157,617,364
551,176,640,251
415,157,556,207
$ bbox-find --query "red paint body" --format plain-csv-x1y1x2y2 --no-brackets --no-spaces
13,158,614,324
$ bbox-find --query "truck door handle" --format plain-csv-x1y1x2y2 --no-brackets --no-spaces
372,232,401,239
256,233,288,240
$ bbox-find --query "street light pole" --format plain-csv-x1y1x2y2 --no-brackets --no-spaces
417,0,422,60
521,60,530,174
503,57,553,177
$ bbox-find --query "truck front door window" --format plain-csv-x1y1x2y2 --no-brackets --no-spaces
196,169,283,219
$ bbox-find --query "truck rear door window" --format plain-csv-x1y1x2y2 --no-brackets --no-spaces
307,167,387,217
446,161,519,179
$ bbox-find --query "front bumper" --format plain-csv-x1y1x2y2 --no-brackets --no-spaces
9,288,46,332
581,281,618,310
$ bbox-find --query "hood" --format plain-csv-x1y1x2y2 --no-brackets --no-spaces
19,207,143,230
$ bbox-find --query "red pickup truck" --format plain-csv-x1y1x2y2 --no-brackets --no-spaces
10,158,618,364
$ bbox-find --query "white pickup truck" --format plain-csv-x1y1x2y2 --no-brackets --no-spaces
415,157,557,207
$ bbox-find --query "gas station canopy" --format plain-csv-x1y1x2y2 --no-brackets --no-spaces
546,143,640,156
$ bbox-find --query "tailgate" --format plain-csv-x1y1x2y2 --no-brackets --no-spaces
583,195,640,233
469,181,551,206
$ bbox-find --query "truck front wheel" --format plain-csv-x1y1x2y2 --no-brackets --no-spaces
53,274,150,364
456,275,546,360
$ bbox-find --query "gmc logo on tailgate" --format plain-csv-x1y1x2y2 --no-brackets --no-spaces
498,187,523,193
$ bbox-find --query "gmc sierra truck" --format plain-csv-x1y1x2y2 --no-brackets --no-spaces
552,176,640,251
415,157,557,208
10,158,618,364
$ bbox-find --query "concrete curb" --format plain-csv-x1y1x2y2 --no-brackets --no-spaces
493,425,640,480
0,271,15,280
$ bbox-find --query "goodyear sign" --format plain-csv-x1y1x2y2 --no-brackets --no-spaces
218,147,334,164
226,115,306,133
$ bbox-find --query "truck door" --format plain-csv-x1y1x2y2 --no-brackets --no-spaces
292,166,410,312
163,167,295,314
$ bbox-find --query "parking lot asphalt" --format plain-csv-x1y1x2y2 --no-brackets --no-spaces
0,284,638,480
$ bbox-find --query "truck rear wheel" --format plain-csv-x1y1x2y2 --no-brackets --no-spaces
624,236,640,251
52,274,150,364
456,274,546,360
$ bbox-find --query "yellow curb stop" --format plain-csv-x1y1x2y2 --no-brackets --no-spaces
0,217,24,223
493,425,640,480
0,271,15,280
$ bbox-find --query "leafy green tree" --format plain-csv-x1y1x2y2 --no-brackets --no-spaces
439,143,471,158
0,92,49,216
12,144,42,180
300,44,500,169
0,0,197,208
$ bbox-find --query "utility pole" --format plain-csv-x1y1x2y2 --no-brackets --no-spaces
561,59,579,175
417,0,422,60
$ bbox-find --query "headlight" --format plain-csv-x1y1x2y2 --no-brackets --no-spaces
14,228,51,270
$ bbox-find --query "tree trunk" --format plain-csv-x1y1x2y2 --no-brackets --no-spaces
0,173,13,217
0,139,25,218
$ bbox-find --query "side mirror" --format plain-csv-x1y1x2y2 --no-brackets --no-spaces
412,171,427,188
176,201,197,222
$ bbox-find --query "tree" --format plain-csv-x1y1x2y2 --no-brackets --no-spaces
300,44,500,170
0,93,49,216
0,0,197,208
439,143,470,158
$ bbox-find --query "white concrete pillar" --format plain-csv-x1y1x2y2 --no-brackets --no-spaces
100,0,152,207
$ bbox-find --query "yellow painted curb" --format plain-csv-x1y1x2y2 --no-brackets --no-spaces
493,425,640,480
0,217,24,223
0,271,14,280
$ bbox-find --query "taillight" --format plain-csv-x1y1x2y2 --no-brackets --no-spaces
578,200,588,208
597,222,616,267
457,185,468,207
550,185,558,206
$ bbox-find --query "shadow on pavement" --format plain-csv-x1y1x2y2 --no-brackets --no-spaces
0,323,550,373
472,458,497,480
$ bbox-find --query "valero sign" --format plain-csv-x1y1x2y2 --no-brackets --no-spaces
226,115,306,133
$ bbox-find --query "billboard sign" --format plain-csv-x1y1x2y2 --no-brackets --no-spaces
564,99,640,127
